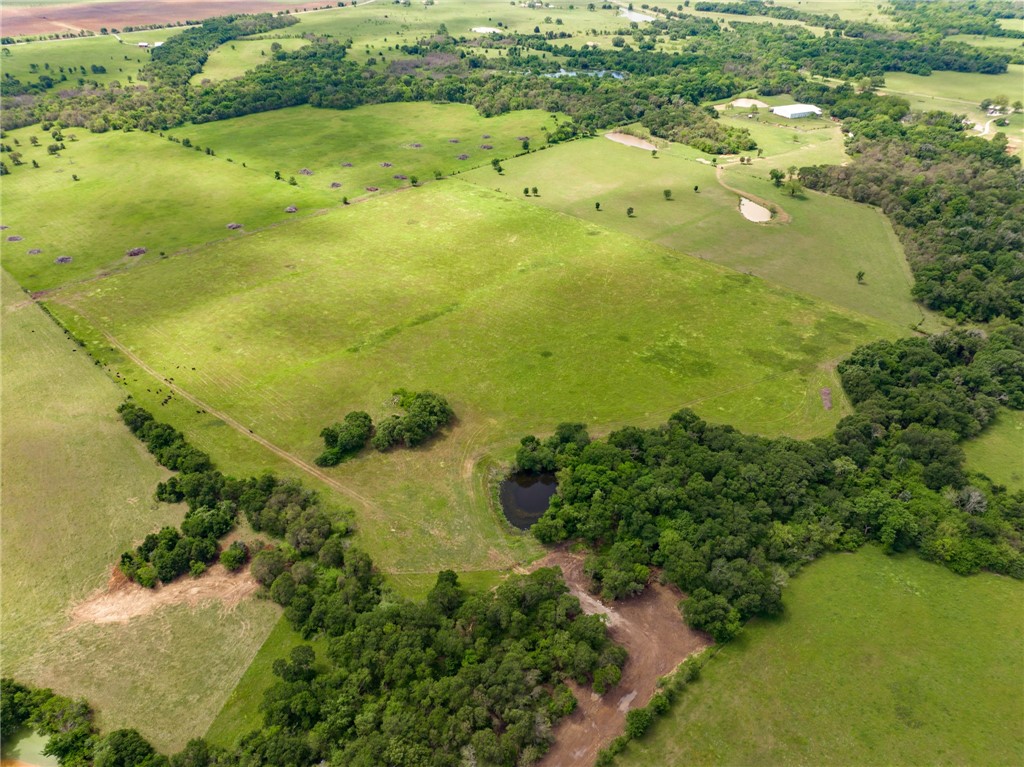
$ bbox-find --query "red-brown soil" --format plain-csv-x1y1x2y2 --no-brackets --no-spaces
532,550,713,767
68,562,259,626
2,1,330,37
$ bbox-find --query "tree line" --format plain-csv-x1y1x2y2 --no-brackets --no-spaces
516,326,1024,642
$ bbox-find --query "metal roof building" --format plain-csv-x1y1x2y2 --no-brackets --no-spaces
770,104,823,119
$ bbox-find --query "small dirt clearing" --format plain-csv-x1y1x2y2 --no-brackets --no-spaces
532,550,711,767
70,564,259,627
731,98,770,109
604,132,657,151
471,26,503,34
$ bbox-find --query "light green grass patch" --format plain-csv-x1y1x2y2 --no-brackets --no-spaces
0,270,281,752
964,408,1024,491
947,34,1024,52
771,0,890,24
50,182,893,576
462,134,926,330
181,102,561,199
190,36,309,84
2,29,182,87
616,546,1024,767
205,613,324,749
0,125,335,292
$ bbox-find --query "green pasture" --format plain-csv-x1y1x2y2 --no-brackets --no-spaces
616,546,1024,767
181,102,560,197
0,124,334,292
947,34,1024,52
964,408,1024,491
0,270,281,753
2,29,182,87
461,132,927,330
47,181,893,576
292,0,636,64
190,36,308,84
771,0,889,24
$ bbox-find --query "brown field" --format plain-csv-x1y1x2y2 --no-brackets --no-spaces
2,1,333,36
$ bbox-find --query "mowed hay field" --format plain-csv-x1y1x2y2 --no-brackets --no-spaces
0,270,282,752
462,132,927,330
615,546,1024,767
47,181,896,576
0,125,334,292
189,36,309,84
181,103,561,198
964,408,1024,491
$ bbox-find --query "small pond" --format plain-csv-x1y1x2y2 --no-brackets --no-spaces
1,728,58,767
500,472,557,530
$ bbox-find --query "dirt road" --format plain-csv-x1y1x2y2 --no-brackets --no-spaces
533,551,712,767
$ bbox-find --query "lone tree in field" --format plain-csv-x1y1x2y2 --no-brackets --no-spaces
627,206,634,217
595,201,601,211
694,185,699,193
523,187,530,196
651,149,657,158
663,189,672,201
769,168,785,187
856,270,866,284
491,158,503,173
531,186,538,196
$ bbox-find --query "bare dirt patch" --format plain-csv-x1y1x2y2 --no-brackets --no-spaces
69,563,259,627
731,98,770,109
604,132,657,151
533,550,712,767
2,1,327,37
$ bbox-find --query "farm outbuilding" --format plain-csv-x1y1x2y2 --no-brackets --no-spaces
771,104,823,119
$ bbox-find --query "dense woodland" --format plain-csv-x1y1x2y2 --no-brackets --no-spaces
518,326,1024,642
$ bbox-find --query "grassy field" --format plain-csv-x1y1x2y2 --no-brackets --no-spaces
462,131,929,331
2,29,183,87
964,408,1024,491
189,36,308,84
616,546,1024,767
181,102,561,198
771,0,890,24
947,33,1024,53
45,180,895,578
0,270,282,753
0,124,334,292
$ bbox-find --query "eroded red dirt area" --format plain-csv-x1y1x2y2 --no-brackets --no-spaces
69,563,259,626
3,1,329,37
533,550,713,767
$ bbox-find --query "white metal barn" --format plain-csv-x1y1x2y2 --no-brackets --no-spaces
771,104,823,119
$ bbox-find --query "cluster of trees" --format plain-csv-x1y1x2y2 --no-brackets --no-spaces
371,390,455,451
799,108,1023,322
887,0,1024,40
517,328,1024,642
315,390,455,465
316,410,373,466
117,401,348,586
640,101,756,154
175,563,623,767
1,679,166,767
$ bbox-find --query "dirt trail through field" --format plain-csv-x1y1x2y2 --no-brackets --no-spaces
716,165,791,224
532,550,712,767
69,564,258,626
98,329,385,514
